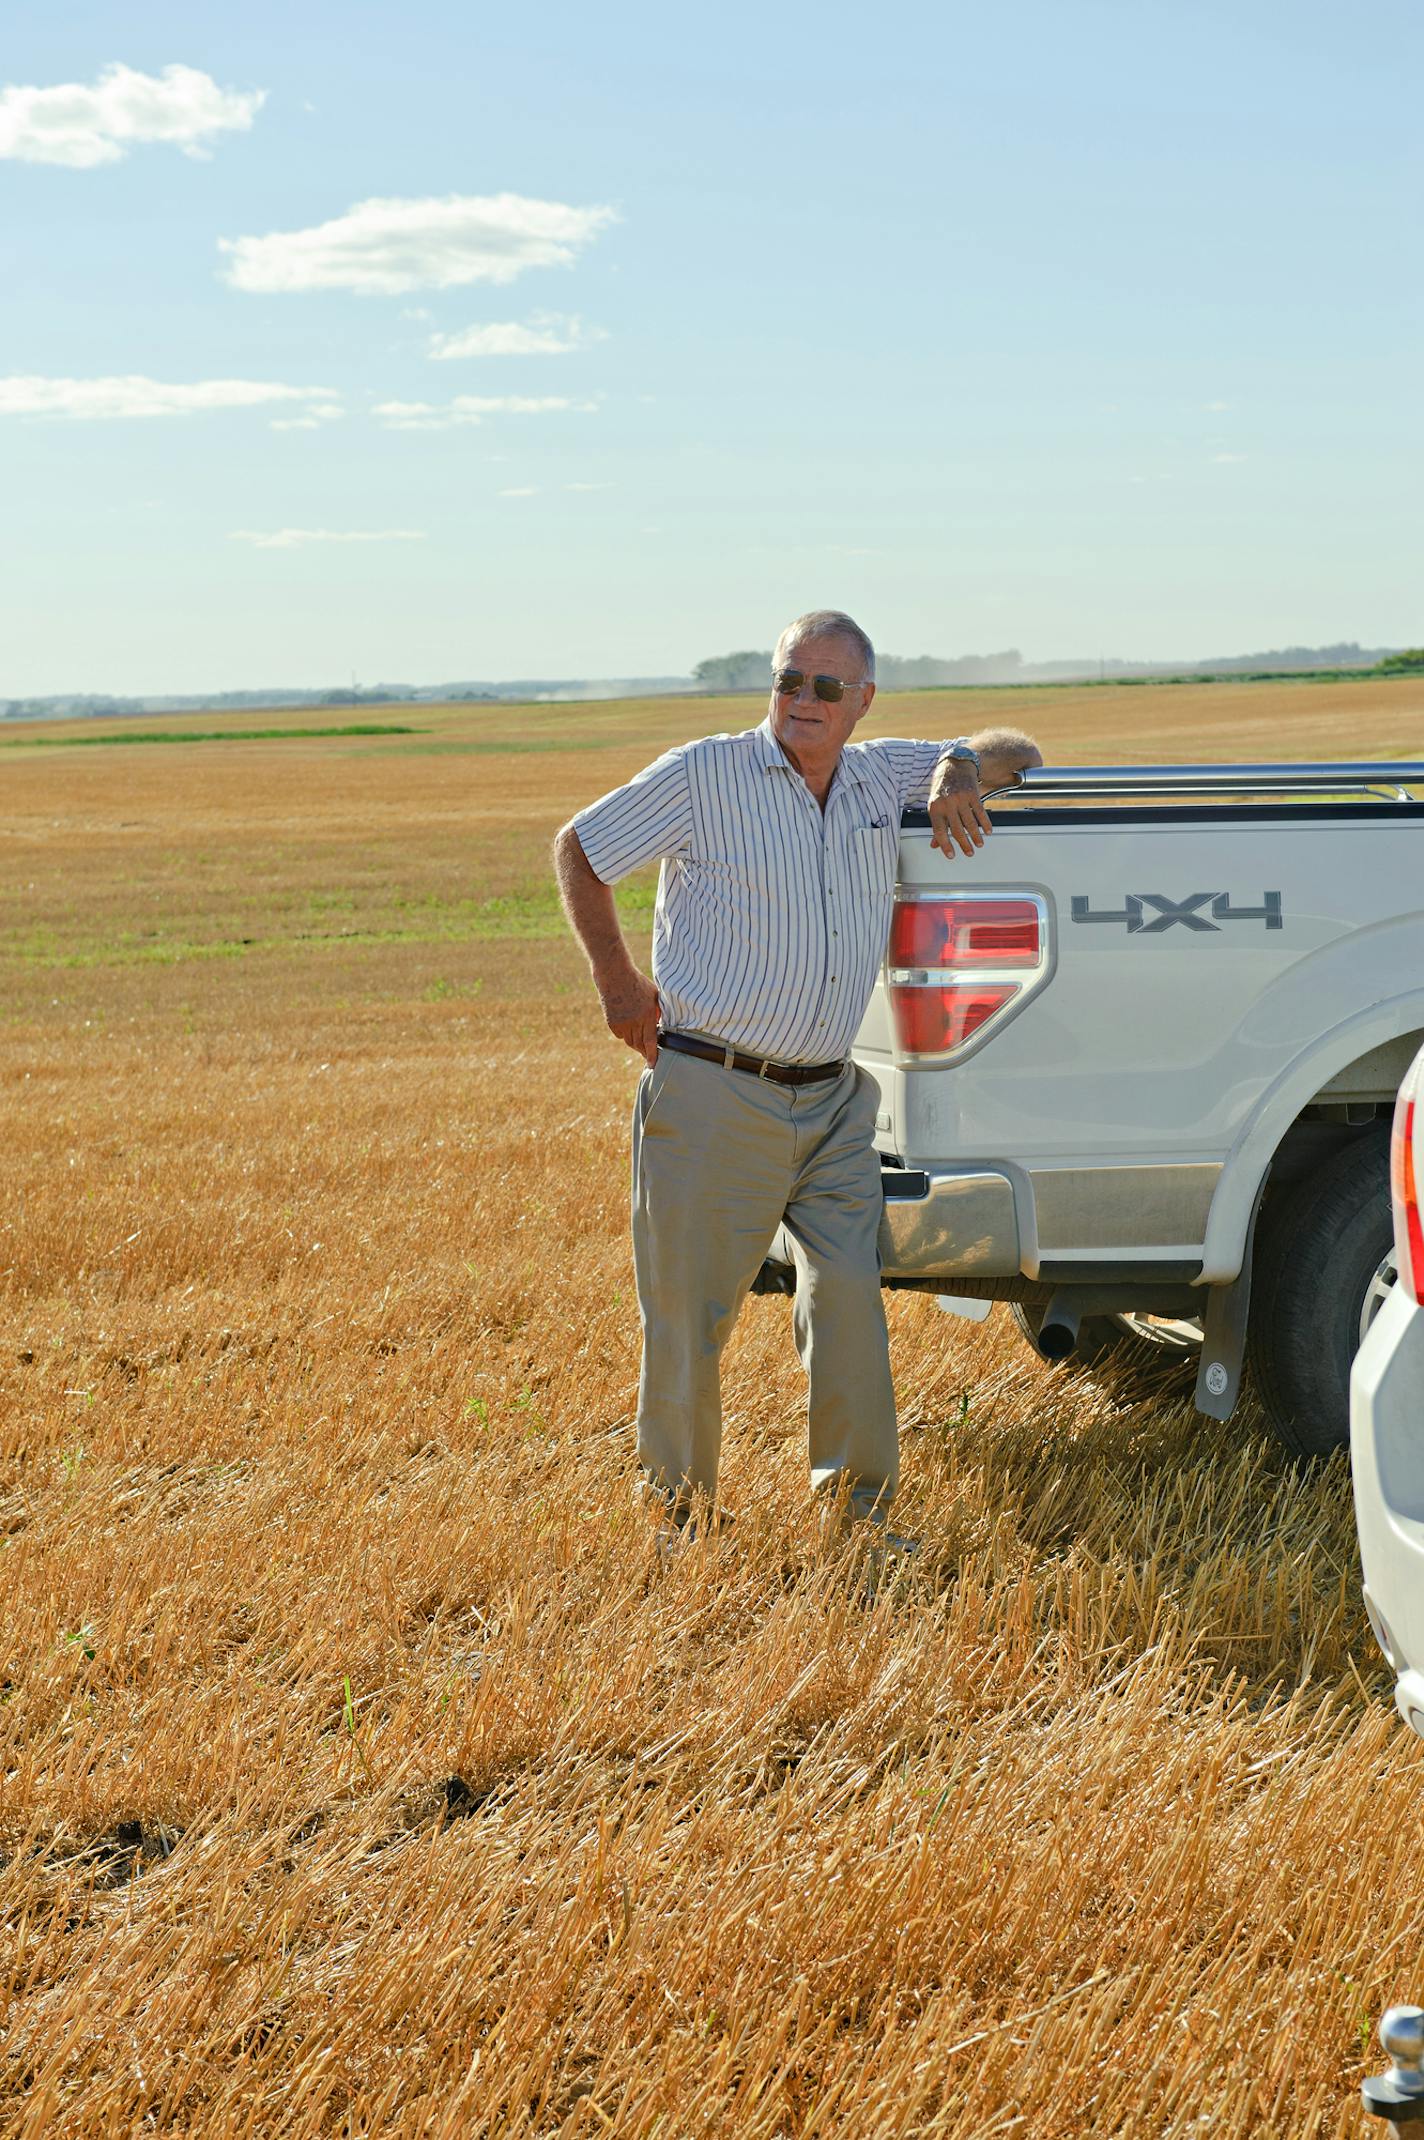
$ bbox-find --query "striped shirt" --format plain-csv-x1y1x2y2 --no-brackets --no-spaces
572,717,967,1062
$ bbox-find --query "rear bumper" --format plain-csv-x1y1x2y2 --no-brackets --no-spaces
878,1167,1020,1280
1351,1282,1424,1729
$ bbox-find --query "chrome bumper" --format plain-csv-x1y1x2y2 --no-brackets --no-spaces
878,1166,1021,1280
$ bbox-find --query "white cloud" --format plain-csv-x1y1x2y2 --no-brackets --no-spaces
270,404,346,431
0,62,263,168
1211,452,1247,464
0,374,340,421
374,393,595,432
428,312,603,360
229,528,426,550
221,192,617,296
1204,399,1232,412
499,486,540,498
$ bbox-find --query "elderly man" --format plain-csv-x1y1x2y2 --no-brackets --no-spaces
554,609,1040,1541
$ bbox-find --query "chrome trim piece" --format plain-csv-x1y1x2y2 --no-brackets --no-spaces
988,761,1424,804
1031,1162,1222,1253
878,1167,1020,1279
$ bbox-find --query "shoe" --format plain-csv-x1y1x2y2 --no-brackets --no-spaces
815,1486,912,1551
640,1486,736,1563
847,1524,919,1599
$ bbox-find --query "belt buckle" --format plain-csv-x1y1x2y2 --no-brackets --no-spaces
758,1056,777,1081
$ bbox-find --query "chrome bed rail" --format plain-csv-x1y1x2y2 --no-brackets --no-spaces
986,761,1424,804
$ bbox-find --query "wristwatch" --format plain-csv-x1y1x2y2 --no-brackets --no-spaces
946,740,982,780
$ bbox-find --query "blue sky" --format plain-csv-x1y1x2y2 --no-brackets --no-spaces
1,0,1419,695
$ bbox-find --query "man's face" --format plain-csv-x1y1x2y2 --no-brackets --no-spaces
767,632,876,766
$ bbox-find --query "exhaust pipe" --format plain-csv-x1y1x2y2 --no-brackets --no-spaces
1035,1292,1082,1362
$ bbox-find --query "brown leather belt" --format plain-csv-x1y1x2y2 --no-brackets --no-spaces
660,1031,848,1086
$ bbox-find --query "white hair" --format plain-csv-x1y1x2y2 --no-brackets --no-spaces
773,608,876,683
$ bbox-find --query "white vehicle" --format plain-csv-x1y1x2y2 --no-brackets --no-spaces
1350,1042,1424,1737
761,760,1424,1456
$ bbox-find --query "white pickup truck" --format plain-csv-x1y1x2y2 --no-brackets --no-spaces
805,759,1424,1458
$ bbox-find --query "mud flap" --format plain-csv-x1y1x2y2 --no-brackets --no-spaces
1194,1189,1264,1420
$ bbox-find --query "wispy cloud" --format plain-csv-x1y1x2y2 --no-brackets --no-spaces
429,312,603,360
1204,399,1232,412
270,405,346,432
565,481,612,492
221,193,617,296
0,374,340,421
0,62,263,168
1211,452,1247,464
499,486,540,498
229,528,426,550
374,393,596,432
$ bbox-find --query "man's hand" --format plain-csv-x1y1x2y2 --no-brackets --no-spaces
928,764,992,860
599,966,662,1065
927,729,1043,861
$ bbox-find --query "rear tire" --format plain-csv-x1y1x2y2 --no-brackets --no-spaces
1248,1128,1395,1460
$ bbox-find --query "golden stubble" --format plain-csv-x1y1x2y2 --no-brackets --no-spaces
1,678,1421,2138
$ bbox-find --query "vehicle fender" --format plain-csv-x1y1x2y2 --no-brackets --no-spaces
1200,966,1424,1284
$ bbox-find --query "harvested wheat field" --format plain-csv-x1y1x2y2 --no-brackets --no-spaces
3,675,1423,2138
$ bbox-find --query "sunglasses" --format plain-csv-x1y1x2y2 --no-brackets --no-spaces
772,668,867,705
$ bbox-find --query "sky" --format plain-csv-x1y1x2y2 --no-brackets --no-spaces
1,0,1420,696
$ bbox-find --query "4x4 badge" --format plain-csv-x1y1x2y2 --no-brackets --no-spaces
1070,892,1284,933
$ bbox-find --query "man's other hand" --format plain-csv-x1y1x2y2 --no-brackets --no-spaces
928,768,992,860
600,967,662,1065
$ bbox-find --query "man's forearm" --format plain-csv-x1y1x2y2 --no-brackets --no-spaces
968,726,1041,790
554,825,637,986
554,824,662,1064
929,727,1040,799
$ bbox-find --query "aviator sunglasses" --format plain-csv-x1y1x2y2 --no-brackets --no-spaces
772,668,868,705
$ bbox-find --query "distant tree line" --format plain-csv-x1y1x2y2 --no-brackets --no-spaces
692,649,1026,691
690,640,1422,692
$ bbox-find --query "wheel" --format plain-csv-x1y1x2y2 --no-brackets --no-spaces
1248,1128,1396,1460
1009,1301,1201,1391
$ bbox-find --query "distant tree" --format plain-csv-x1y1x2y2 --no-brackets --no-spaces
693,647,1027,692
692,651,772,691
1377,649,1424,673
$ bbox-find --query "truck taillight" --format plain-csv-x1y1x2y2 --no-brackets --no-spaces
888,899,1042,969
887,893,1051,1064
1391,1090,1424,1306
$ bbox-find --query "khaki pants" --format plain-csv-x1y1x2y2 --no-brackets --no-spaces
631,1045,897,1519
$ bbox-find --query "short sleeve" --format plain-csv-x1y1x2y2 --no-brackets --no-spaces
571,746,694,883
879,736,971,809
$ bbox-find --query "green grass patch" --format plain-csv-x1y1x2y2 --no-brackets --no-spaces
2,723,421,749
368,736,619,756
0,875,657,970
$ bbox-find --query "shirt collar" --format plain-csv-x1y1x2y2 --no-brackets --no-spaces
754,716,871,789
754,716,789,769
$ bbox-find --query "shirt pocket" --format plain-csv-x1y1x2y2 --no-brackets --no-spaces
850,821,897,901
